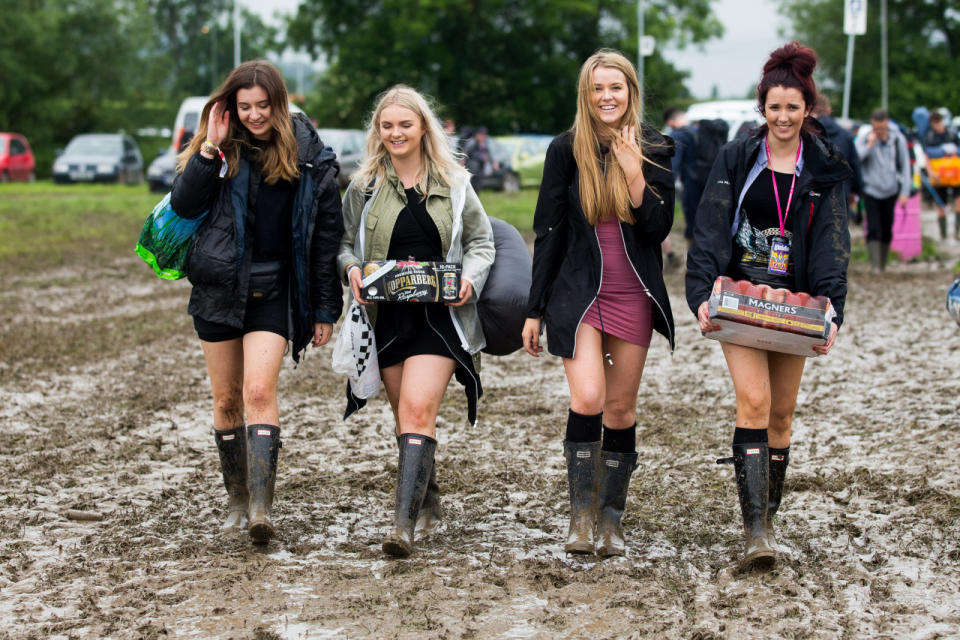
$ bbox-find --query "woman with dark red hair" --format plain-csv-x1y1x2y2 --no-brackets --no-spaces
685,42,851,569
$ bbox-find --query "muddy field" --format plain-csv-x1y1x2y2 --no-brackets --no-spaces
1,229,959,639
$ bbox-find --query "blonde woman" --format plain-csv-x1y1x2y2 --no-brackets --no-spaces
521,50,676,557
338,85,495,558
171,61,344,544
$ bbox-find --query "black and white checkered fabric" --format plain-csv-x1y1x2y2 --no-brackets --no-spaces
350,304,375,376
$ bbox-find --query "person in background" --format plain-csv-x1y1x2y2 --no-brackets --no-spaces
663,106,700,267
462,127,499,183
856,109,911,271
811,94,863,224
685,42,850,569
171,60,343,544
338,85,495,558
522,49,676,557
922,110,960,241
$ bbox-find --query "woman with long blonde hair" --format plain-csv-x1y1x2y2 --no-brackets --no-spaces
521,49,676,557
171,60,344,544
337,85,495,558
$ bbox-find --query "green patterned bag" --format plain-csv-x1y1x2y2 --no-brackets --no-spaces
135,193,207,280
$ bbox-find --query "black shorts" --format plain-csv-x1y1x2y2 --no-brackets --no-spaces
193,284,290,343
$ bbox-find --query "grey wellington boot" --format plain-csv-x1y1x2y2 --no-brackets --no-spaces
247,424,282,544
595,450,639,557
214,426,248,531
383,434,437,557
563,441,601,554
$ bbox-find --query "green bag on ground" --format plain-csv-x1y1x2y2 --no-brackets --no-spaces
135,193,207,280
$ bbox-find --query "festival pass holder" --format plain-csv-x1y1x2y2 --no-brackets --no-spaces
768,236,790,275
766,137,801,276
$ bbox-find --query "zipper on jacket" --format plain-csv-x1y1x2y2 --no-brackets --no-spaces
616,222,675,351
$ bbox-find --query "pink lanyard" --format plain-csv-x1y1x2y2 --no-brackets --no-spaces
765,136,803,236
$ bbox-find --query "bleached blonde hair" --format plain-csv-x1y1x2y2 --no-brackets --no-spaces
354,84,468,195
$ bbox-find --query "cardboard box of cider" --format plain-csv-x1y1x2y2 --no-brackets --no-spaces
705,276,835,357
360,260,461,303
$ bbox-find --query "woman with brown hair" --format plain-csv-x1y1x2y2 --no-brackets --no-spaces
521,49,676,557
171,60,344,544
685,42,850,568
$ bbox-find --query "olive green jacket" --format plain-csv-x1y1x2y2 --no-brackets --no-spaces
337,165,495,354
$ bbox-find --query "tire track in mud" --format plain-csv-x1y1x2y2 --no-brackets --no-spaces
1,255,959,639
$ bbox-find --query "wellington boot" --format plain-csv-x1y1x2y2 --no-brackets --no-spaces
383,433,436,558
732,442,776,570
396,437,441,536
563,441,600,554
595,450,638,557
767,448,790,546
880,242,890,271
938,215,948,240
246,424,281,544
214,426,248,531
866,240,883,273
954,212,960,240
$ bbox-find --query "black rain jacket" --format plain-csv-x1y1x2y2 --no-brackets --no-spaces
170,113,344,362
685,125,852,327
526,127,677,357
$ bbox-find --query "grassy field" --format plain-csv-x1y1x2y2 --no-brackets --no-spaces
0,182,539,272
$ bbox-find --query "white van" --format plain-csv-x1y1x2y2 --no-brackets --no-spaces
686,100,763,141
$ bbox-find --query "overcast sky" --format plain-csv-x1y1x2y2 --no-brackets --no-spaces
247,0,789,100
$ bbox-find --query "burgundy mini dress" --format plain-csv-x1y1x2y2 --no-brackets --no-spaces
581,215,653,347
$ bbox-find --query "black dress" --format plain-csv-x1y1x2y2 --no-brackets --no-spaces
375,187,469,369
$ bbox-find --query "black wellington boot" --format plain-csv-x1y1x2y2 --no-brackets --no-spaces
732,442,776,569
246,424,282,544
595,450,639,557
563,441,601,554
767,448,790,546
395,436,441,536
214,426,249,531
383,433,437,558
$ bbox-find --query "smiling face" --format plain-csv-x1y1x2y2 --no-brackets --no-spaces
763,85,810,146
236,85,273,140
592,66,629,129
379,104,424,163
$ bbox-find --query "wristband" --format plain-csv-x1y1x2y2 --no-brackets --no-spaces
200,140,228,178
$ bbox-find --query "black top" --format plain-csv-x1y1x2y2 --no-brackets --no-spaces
252,176,294,261
387,187,442,260
727,168,797,288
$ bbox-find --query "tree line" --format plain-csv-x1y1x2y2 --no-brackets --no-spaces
2,0,956,176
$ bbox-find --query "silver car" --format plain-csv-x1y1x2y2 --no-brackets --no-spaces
52,133,143,185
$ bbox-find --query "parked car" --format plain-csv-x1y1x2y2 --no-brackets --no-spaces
466,136,520,192
52,133,143,185
317,128,365,189
0,132,36,182
686,99,763,141
146,147,176,193
493,134,552,188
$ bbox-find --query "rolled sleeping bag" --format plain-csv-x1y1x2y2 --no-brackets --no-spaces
478,217,532,355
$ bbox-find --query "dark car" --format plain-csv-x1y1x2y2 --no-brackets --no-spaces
52,133,143,185
146,147,176,193
317,128,365,189
0,132,36,183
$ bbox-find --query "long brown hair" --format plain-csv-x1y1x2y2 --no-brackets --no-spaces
572,49,652,226
176,60,299,184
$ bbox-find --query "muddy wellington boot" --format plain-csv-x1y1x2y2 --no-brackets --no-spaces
214,426,249,531
880,242,891,271
767,448,790,546
732,442,776,569
938,215,948,241
563,441,601,554
383,433,437,558
396,436,441,536
595,450,639,557
246,424,282,544
954,212,960,240
866,240,882,273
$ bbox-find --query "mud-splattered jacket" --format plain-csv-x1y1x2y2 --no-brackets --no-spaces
170,113,344,362
526,127,677,358
685,126,852,327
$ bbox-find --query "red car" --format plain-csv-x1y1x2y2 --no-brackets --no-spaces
0,133,36,182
